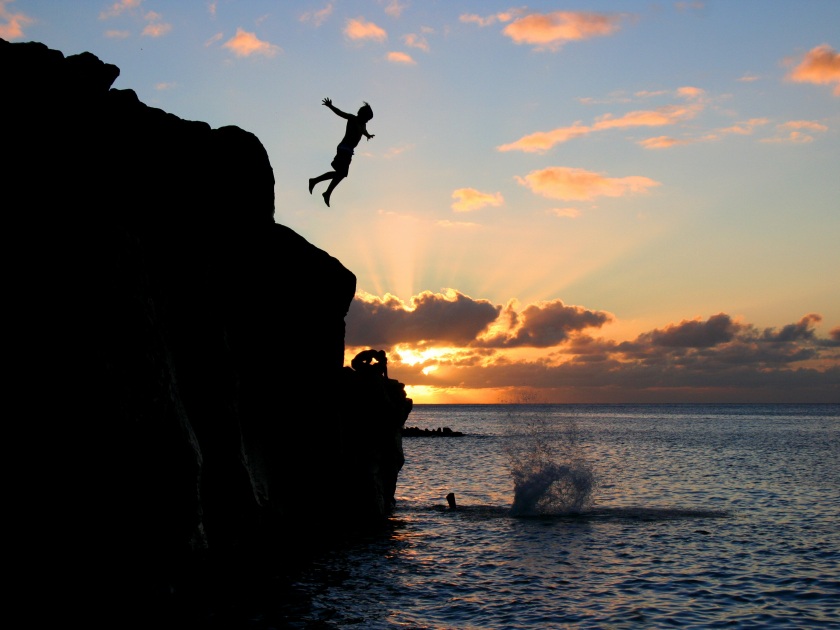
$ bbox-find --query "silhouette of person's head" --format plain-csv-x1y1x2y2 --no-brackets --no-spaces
358,102,373,122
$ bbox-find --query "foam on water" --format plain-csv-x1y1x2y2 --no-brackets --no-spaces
505,407,596,515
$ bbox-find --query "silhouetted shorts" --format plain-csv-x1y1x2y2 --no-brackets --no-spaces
331,146,353,177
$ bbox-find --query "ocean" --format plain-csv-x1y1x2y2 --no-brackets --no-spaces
276,404,839,629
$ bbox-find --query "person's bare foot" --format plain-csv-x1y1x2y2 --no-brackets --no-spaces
322,192,330,207
308,178,315,194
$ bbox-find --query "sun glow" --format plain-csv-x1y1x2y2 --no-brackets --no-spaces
392,345,453,366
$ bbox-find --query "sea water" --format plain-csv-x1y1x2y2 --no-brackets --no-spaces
278,404,839,628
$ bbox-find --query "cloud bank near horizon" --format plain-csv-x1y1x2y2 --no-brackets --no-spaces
345,290,840,402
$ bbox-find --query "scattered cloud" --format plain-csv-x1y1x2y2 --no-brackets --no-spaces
594,104,700,130
498,103,702,153
635,90,669,99
516,167,661,201
205,32,223,46
451,188,504,212
0,0,35,39
760,119,830,144
498,124,591,153
97,2,170,38
676,86,706,99
154,81,176,91
386,51,415,64
222,28,281,57
459,9,524,28
779,120,829,132
787,44,840,96
300,3,333,26
383,0,408,18
141,12,171,37
638,135,692,149
502,11,622,51
345,17,387,42
99,0,142,20
738,73,760,83
403,33,429,52
718,117,770,136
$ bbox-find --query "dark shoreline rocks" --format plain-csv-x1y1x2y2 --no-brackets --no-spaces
4,37,412,624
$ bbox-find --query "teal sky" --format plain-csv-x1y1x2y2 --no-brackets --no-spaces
5,0,839,402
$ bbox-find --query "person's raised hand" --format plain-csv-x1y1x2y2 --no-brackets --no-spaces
322,97,332,107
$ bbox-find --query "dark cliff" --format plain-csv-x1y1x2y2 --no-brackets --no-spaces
3,38,412,622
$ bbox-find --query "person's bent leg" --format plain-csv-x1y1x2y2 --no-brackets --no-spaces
309,172,334,194
322,174,345,207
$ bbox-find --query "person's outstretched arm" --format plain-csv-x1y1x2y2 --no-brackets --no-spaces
322,97,351,119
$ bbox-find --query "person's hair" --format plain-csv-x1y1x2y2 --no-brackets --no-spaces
358,102,373,121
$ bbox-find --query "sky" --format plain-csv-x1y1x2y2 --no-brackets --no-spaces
4,0,839,403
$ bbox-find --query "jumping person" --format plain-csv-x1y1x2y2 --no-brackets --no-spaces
309,97,374,207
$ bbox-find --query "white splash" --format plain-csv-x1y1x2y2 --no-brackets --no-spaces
506,409,596,516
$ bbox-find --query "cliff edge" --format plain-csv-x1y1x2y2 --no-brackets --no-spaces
3,38,412,622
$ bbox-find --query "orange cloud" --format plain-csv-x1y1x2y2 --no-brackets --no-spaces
99,0,142,20
0,0,34,39
499,103,702,153
502,11,621,51
386,51,415,64
223,28,281,57
516,167,661,201
348,289,839,403
384,0,407,18
141,14,171,38
761,119,829,144
788,44,840,96
403,33,429,52
497,124,591,153
551,207,581,218
718,118,770,135
592,104,700,130
451,188,504,212
779,120,828,132
345,17,387,42
638,136,691,149
676,86,705,99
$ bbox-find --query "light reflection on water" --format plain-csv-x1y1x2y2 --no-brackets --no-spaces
287,404,840,629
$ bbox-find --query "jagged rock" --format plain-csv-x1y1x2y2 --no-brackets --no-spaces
3,37,412,622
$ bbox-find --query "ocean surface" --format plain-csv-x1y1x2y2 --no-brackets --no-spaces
280,404,839,629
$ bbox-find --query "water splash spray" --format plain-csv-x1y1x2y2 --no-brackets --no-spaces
505,405,596,516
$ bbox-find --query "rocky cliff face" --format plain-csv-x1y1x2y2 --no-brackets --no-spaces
3,38,411,621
